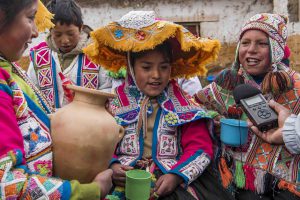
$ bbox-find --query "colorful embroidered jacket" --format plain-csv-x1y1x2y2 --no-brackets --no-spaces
0,64,71,199
196,69,300,196
110,78,214,186
0,63,100,199
28,41,114,109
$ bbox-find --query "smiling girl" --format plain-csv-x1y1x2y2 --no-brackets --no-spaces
196,13,300,200
84,11,222,199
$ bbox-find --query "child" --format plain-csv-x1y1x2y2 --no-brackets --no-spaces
0,0,112,199
27,0,118,109
196,13,300,199
84,11,221,199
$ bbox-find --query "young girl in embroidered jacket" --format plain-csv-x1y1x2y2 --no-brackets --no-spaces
27,0,119,110
84,11,221,199
0,0,112,199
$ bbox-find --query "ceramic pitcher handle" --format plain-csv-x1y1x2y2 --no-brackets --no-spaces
118,125,125,139
48,114,54,120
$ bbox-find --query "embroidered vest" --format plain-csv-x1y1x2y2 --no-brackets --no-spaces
30,42,100,108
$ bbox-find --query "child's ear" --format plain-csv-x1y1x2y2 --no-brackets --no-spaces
79,25,83,32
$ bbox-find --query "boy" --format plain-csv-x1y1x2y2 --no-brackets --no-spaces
28,0,118,109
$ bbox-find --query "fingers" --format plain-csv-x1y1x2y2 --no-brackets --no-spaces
114,180,125,187
251,126,284,144
269,100,287,113
102,168,113,177
269,100,291,127
155,179,173,197
154,176,163,190
250,125,260,134
247,119,253,127
121,165,134,171
154,174,179,197
111,165,134,187
250,125,271,143
111,164,127,187
250,126,265,140
112,171,126,187
155,181,165,197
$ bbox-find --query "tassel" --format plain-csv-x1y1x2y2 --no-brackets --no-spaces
254,169,267,194
243,164,256,191
261,70,294,95
234,160,245,188
58,72,74,103
218,157,233,188
35,0,54,32
278,180,300,197
264,172,275,194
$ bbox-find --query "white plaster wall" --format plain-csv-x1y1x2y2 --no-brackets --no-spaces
273,0,300,35
273,0,288,15
81,0,272,43
26,0,300,56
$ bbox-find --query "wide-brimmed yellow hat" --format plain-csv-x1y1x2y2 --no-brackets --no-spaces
84,11,220,78
35,0,54,32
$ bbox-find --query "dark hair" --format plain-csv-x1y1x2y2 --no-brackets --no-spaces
47,0,83,28
130,41,173,66
0,0,35,33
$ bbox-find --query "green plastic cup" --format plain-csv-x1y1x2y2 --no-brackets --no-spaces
125,169,151,200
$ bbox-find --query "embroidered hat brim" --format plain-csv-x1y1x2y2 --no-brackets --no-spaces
83,12,221,79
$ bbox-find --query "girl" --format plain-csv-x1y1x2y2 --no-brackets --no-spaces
0,0,112,199
196,13,300,199
84,11,221,199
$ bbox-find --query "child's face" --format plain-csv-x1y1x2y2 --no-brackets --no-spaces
0,1,38,61
133,49,171,97
51,22,81,53
239,29,271,76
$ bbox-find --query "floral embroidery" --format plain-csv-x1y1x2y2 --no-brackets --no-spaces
135,30,146,40
114,29,124,39
25,127,49,153
164,112,178,125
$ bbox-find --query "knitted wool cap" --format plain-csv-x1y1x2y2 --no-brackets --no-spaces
215,13,293,94
240,13,288,64
83,11,221,79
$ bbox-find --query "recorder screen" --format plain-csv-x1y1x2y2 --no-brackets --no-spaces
244,95,264,106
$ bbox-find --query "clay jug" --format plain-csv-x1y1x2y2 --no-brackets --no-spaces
51,85,124,183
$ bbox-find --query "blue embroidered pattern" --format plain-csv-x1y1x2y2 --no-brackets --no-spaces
114,29,124,39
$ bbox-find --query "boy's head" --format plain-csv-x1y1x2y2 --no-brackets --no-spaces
130,42,172,97
47,0,83,53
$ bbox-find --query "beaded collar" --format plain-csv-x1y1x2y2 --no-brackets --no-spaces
0,56,53,114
